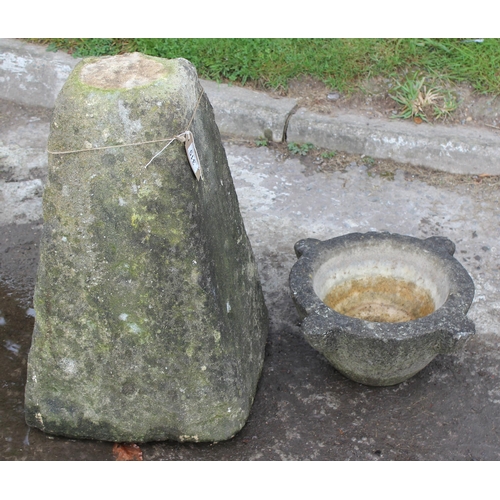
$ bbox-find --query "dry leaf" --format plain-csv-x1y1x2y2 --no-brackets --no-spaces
113,443,143,461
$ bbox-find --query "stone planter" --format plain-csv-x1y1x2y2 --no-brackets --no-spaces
289,232,475,386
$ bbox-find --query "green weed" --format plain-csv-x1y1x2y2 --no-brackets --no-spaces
288,142,314,156
321,150,337,159
255,137,269,147
389,71,458,121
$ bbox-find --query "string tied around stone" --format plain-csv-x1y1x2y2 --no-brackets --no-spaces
47,90,204,169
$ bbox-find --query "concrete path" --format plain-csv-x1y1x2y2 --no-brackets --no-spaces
1,39,500,460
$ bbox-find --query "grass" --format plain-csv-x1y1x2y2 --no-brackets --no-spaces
389,71,458,122
27,38,500,97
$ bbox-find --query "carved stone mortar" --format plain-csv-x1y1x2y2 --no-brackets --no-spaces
289,232,475,386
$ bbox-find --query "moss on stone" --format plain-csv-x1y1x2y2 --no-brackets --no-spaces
25,53,268,443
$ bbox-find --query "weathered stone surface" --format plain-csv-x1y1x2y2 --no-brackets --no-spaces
24,53,268,442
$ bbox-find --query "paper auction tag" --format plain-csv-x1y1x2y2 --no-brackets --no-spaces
184,131,202,180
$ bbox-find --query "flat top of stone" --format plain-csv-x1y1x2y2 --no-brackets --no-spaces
79,52,168,89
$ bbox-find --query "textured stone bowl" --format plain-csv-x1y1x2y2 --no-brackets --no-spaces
289,232,475,386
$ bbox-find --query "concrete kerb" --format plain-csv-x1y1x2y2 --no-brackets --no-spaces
287,109,500,175
0,38,297,144
2,38,499,175
0,38,78,109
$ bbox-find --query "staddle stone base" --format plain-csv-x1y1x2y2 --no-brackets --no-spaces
24,53,268,443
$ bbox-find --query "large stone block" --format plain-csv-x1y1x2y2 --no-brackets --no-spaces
24,53,268,443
